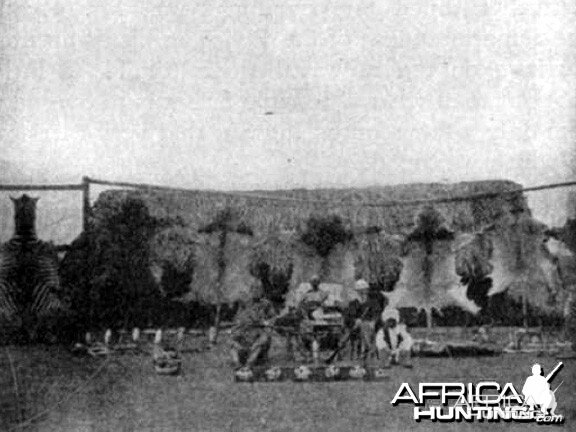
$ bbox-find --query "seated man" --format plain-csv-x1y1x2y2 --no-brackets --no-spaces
375,308,413,368
230,284,276,368
299,275,330,320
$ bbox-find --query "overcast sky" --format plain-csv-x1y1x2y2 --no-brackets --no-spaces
1,0,575,224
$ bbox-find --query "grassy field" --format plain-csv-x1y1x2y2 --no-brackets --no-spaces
1,336,574,432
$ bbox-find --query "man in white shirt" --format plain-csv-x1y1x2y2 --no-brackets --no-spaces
375,308,413,368
299,275,329,319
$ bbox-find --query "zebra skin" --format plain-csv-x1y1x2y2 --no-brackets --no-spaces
0,238,65,337
0,195,66,341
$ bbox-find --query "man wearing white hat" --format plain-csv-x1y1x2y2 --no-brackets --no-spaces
375,308,413,368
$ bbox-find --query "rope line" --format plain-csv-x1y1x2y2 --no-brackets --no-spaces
1,177,574,208
86,177,576,208
0,184,84,192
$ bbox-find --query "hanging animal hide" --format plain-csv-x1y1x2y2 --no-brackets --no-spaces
290,243,355,286
454,232,494,282
182,233,257,305
289,243,323,288
324,244,356,290
536,238,574,317
288,242,358,305
385,207,480,315
386,237,480,314
547,238,576,288
546,224,576,318
484,213,562,311
354,234,404,289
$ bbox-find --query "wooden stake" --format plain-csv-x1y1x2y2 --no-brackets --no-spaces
82,176,91,232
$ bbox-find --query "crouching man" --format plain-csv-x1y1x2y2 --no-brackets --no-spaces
375,308,413,368
230,284,276,368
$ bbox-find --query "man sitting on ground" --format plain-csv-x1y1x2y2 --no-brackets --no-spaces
375,308,413,368
230,284,276,368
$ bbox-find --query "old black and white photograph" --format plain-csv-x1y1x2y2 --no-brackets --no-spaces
0,1,575,431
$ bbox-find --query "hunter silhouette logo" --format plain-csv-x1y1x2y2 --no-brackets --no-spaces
391,361,565,424
521,362,562,417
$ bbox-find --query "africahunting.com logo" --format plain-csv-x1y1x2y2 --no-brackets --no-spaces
391,362,564,424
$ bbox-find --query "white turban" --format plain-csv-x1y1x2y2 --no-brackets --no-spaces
381,308,400,323
354,279,369,291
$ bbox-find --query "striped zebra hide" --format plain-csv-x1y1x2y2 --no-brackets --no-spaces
234,364,392,382
0,238,66,339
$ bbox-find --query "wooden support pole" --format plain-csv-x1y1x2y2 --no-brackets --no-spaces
82,176,91,232
523,295,529,328
426,309,433,330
